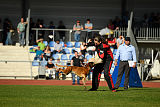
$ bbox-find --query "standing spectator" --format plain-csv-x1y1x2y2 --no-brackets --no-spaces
5,21,14,45
3,18,10,45
34,46,44,61
71,51,82,85
80,42,87,57
17,17,27,47
88,34,116,92
45,58,56,79
116,35,124,48
73,20,83,42
114,37,137,90
48,21,56,42
36,38,45,51
36,19,45,39
43,45,52,61
53,40,65,54
85,19,93,42
57,21,66,41
108,19,114,30
29,18,36,45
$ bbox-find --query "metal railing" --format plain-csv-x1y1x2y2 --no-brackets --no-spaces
0,60,152,81
134,27,160,40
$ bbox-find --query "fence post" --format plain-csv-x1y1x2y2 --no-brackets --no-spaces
53,30,54,41
69,30,72,41
36,30,38,41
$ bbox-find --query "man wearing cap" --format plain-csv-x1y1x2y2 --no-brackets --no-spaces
114,37,137,90
73,20,83,42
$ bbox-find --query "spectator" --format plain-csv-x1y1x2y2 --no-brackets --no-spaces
45,58,56,79
34,46,44,61
108,19,114,30
53,40,65,54
55,58,65,80
113,16,122,28
3,18,10,45
43,45,52,61
114,37,137,90
71,51,82,85
5,20,14,45
78,51,85,66
116,35,124,48
36,19,45,39
85,19,93,42
86,38,95,56
29,18,36,45
80,42,87,57
36,38,45,51
48,21,56,42
107,34,117,49
57,21,66,41
17,17,27,47
73,20,83,42
83,58,91,80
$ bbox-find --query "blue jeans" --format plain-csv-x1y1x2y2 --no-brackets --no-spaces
74,33,80,42
19,32,25,46
72,73,80,84
5,32,12,45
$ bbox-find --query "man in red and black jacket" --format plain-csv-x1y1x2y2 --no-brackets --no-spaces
88,34,116,92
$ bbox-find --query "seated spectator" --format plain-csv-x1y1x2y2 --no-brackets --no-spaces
78,52,85,66
36,38,45,51
86,39,95,56
116,35,124,48
45,58,56,79
43,45,52,61
53,40,65,54
55,58,65,80
34,46,44,61
80,42,87,57
107,34,117,49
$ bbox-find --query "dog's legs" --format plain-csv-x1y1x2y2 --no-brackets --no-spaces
82,75,87,90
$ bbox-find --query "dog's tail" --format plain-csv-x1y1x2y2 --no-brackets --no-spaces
56,64,68,67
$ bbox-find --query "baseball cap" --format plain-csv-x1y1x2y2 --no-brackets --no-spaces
77,20,80,23
125,37,131,41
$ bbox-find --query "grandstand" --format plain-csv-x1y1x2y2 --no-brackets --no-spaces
0,0,160,81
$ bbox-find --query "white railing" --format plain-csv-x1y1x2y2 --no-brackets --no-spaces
134,27,160,40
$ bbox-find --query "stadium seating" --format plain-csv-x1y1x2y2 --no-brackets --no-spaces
66,41,73,48
32,60,40,66
60,41,65,47
63,48,70,54
61,54,68,60
69,54,75,60
43,41,48,46
75,42,81,48
49,41,55,47
52,54,60,60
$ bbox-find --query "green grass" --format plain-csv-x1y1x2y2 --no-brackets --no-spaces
0,85,160,107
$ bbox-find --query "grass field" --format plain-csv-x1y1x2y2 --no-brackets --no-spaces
0,85,160,107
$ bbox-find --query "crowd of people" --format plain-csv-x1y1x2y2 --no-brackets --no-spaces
0,11,159,46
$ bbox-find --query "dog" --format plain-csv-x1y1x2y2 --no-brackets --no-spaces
56,62,94,90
